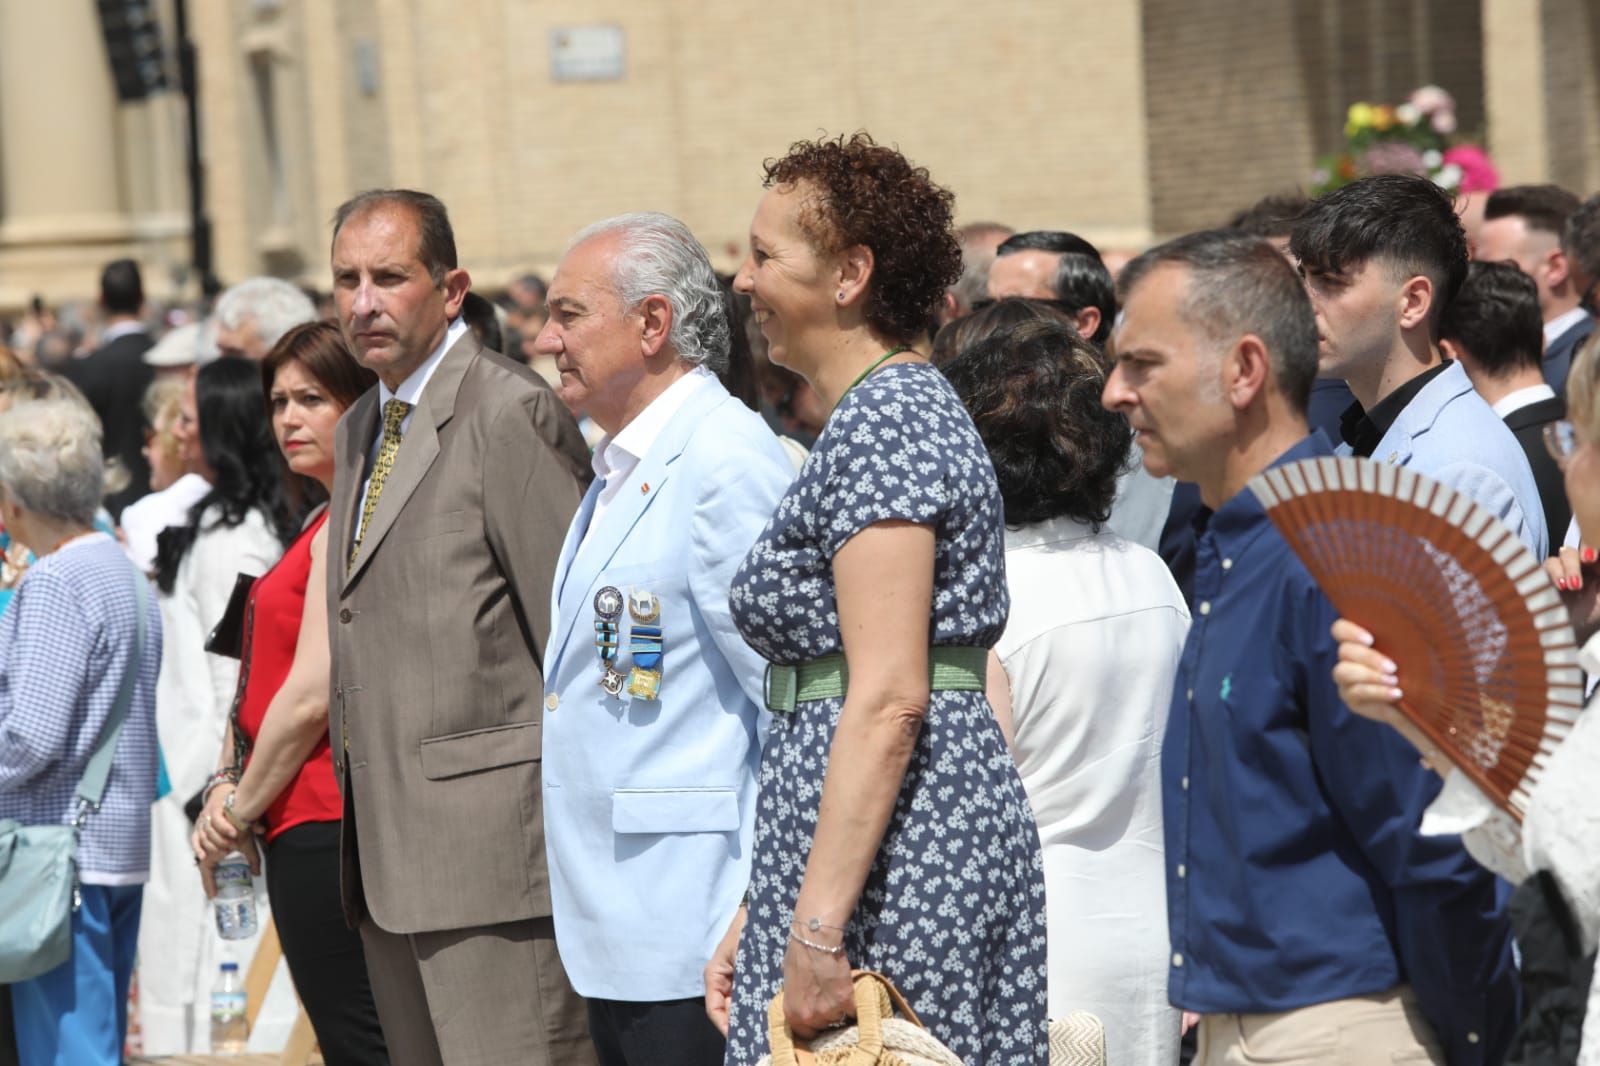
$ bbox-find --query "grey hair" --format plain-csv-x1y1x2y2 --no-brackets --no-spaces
0,399,106,526
1118,230,1319,413
214,277,317,351
567,212,730,371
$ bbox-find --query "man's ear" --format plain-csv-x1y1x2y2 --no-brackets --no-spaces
442,268,472,319
1546,247,1572,290
1227,334,1272,409
1396,274,1434,333
835,245,875,308
637,294,674,358
1073,306,1102,343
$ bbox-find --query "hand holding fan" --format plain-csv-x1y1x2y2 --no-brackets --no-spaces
1248,456,1584,820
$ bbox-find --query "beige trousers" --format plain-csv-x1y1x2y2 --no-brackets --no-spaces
360,916,597,1066
1195,986,1445,1066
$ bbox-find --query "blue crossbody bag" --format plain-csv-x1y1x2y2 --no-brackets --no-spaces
0,568,148,982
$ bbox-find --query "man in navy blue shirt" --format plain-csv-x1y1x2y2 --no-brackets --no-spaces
1103,230,1518,1065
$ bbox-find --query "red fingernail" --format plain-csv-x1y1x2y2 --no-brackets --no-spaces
1584,548,1596,564
1557,577,1569,590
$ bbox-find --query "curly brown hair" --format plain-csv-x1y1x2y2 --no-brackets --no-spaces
763,132,961,343
943,318,1132,529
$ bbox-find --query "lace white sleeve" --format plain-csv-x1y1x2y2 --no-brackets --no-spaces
1418,770,1528,884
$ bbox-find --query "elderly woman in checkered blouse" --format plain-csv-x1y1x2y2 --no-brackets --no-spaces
0,396,163,1065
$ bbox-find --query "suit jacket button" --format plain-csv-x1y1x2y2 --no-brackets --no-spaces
339,608,353,624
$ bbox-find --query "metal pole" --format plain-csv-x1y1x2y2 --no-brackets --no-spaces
173,0,217,297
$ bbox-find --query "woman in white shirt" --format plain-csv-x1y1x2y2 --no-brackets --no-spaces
136,357,295,1054
1332,334,1600,1066
945,316,1190,1066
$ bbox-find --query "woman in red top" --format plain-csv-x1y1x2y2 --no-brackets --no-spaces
191,322,387,1064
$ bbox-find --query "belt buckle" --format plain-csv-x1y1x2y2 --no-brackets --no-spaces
764,663,797,715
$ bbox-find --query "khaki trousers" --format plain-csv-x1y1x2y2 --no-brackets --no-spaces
1195,986,1445,1066
360,916,597,1066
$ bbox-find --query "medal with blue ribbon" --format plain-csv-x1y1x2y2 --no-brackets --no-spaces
625,590,664,700
593,586,626,696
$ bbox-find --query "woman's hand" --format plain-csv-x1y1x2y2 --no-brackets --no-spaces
194,828,260,899
703,905,746,1036
1547,546,1600,644
780,932,854,1040
192,784,242,864
1330,619,1448,773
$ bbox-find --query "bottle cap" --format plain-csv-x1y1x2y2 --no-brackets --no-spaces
221,961,239,971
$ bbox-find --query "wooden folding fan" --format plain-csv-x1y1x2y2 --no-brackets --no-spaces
1248,456,1585,821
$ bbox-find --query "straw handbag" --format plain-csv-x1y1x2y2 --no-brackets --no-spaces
1048,1013,1106,1066
757,970,964,1066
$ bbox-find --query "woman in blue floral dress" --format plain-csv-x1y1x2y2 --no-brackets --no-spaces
706,133,1046,1065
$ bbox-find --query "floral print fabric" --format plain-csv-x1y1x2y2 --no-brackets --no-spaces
726,363,1047,1064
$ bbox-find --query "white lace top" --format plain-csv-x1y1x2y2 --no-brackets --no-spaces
1420,633,1600,1064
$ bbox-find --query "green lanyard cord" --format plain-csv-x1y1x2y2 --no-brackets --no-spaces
839,345,910,404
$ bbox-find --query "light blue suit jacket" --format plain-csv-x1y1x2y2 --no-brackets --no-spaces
541,376,794,1001
1340,361,1548,556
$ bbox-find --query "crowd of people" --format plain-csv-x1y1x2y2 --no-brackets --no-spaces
0,130,1598,1066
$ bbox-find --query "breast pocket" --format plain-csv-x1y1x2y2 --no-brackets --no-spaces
611,787,739,835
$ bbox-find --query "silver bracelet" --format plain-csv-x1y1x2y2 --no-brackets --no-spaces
789,930,847,956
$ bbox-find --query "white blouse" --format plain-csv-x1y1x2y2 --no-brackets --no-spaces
1421,633,1600,1065
996,516,1191,1066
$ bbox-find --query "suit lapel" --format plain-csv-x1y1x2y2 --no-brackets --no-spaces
344,334,478,590
546,378,728,675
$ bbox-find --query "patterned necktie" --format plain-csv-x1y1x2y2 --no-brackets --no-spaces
350,399,412,566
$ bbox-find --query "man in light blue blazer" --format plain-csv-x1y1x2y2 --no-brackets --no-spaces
1291,173,1548,555
534,213,794,1066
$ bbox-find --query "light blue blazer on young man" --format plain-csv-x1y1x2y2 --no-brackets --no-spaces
1343,360,1548,556
541,371,794,1002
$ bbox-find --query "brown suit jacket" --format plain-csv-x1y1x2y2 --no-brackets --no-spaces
327,333,590,933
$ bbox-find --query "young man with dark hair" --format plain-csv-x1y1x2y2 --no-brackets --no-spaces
1104,229,1518,1066
1477,184,1591,392
1290,173,1547,554
60,258,154,518
1441,261,1569,555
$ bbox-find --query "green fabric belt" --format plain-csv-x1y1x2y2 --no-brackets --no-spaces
762,646,989,715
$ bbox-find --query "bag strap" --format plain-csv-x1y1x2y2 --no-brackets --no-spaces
764,970,922,1066
74,568,150,818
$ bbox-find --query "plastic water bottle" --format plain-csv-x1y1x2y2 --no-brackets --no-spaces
212,852,258,940
209,960,248,1052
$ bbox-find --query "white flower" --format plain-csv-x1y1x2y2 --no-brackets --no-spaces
1435,164,1464,190
1397,103,1422,126
1431,111,1458,135
1423,149,1443,168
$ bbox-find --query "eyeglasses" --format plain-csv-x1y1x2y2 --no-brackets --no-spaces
1544,420,1582,467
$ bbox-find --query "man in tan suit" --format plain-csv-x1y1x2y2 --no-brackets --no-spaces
325,188,596,1065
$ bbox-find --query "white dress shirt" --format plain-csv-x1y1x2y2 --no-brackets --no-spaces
1545,307,1590,348
1491,382,1558,419
577,366,715,556
994,516,1190,1064
354,316,467,544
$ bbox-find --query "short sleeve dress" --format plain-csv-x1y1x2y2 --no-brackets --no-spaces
726,362,1047,1065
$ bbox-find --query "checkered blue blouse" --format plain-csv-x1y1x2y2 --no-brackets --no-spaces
0,533,162,884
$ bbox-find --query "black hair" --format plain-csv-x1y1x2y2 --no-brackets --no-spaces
100,259,144,316
716,276,761,412
1289,174,1468,337
931,296,1078,369
1226,192,1311,239
154,358,297,592
944,318,1130,528
1562,193,1600,291
1484,184,1581,237
460,291,503,353
994,231,1115,345
1439,261,1544,378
